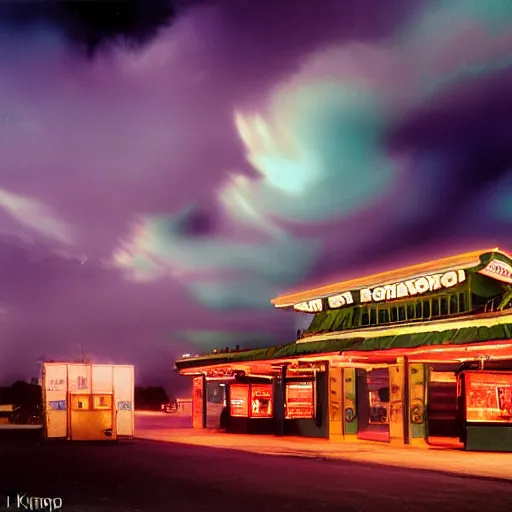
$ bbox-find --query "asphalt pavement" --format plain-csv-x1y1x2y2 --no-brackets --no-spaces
1,414,511,512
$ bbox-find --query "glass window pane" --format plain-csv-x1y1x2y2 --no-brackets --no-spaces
378,309,389,324
361,308,369,325
370,308,377,325
449,294,458,314
432,299,440,316
440,297,449,315
459,293,466,312
390,307,398,322
398,306,406,321
407,305,415,320
423,301,431,318
415,303,422,319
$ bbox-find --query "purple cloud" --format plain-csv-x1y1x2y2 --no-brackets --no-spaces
2,0,512,387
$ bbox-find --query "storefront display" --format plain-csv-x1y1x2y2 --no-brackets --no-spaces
251,384,273,418
230,384,250,417
465,372,512,423
285,382,315,419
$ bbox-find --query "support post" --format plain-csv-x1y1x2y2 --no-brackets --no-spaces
342,367,358,440
389,358,406,445
201,374,207,429
408,363,428,447
328,365,343,441
274,365,287,436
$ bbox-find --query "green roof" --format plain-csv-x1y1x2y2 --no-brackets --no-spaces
175,323,512,371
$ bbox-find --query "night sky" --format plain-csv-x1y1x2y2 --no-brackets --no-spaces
1,0,512,390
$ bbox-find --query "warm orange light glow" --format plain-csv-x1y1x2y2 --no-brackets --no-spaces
465,372,512,424
250,384,273,418
230,384,250,417
285,381,315,419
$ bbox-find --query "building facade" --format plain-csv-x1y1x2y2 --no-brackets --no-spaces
175,248,512,451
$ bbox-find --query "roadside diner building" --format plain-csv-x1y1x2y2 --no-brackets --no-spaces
175,248,512,451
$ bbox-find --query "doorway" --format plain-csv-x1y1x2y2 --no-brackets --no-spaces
69,394,116,441
356,368,390,442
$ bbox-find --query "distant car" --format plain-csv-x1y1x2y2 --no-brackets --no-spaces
161,403,177,413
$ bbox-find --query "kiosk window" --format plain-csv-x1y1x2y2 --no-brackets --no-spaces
415,302,422,319
72,396,90,410
398,306,406,321
422,301,431,318
432,299,440,316
369,308,377,325
285,382,315,419
251,385,273,418
230,385,250,417
361,308,369,326
390,307,398,322
465,372,512,423
93,394,112,410
407,305,415,320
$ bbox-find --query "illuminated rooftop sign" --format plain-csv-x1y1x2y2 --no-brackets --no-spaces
478,259,512,284
360,270,466,303
293,269,467,312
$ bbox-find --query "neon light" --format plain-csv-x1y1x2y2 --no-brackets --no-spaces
478,259,512,284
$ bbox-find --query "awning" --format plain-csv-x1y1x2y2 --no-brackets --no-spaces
175,323,512,371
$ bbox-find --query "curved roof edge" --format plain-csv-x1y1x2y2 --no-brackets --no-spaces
271,248,511,308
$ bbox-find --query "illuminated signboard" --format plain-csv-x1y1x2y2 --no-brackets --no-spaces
294,299,323,313
230,384,250,417
360,270,466,303
251,384,273,418
327,291,354,309
465,372,512,424
478,259,512,284
285,382,315,419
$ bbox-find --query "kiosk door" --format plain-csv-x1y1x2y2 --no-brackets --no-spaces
69,394,116,441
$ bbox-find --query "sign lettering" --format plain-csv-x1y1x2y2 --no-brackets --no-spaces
327,292,354,309
294,299,323,313
361,270,466,303
478,259,512,284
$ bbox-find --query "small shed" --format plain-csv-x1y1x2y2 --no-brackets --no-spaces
42,363,134,441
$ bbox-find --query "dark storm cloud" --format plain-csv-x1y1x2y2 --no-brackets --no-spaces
387,69,512,238
0,0,176,56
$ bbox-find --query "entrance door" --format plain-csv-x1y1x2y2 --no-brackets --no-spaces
427,373,460,440
69,394,116,441
356,368,390,442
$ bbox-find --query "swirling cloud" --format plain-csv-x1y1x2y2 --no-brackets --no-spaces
0,188,71,244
